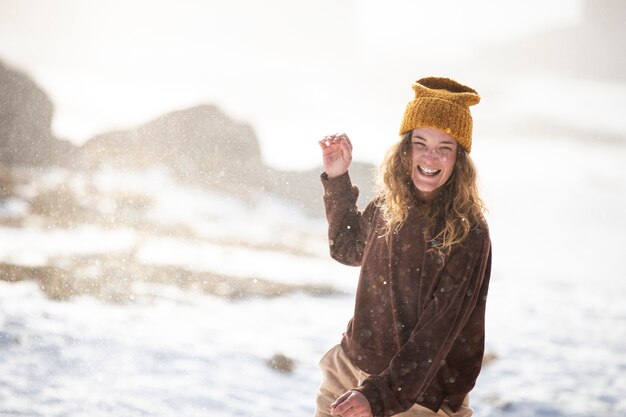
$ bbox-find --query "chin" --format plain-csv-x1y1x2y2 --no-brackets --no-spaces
412,180,438,194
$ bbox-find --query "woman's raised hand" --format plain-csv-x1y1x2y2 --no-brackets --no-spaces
318,133,353,178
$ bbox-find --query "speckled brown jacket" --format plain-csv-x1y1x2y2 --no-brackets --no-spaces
322,172,492,417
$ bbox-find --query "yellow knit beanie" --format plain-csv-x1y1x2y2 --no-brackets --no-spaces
399,77,480,153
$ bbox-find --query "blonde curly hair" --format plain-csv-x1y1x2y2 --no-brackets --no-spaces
376,131,486,254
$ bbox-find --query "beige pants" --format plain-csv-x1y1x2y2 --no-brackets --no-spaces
315,345,473,417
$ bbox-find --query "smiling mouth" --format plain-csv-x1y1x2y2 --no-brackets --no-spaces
417,166,441,176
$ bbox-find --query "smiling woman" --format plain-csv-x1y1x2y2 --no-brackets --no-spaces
316,76,491,417
409,128,459,198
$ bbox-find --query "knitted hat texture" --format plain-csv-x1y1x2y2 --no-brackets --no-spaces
399,77,480,152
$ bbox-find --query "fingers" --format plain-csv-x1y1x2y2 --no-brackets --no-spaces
319,132,353,178
319,133,351,150
330,390,352,409
339,133,353,151
338,135,352,156
330,390,372,417
319,133,353,162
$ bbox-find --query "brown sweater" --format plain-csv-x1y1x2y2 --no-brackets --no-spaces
322,172,492,417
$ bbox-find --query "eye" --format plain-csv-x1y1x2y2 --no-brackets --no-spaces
438,146,454,154
412,141,427,149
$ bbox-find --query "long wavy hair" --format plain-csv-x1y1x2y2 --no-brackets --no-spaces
376,131,486,255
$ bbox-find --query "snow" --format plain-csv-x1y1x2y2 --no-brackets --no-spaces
470,131,626,415
0,281,353,417
135,237,354,290
2,75,626,416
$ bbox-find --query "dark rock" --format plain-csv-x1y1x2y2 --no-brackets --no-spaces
0,61,53,165
0,61,79,166
266,353,296,373
82,104,267,198
81,104,377,214
0,59,377,215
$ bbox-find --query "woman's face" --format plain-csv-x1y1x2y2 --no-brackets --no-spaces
409,127,458,198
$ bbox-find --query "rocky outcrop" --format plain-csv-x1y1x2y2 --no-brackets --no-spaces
82,104,376,213
82,104,268,197
0,61,78,166
0,61,53,165
1,60,376,215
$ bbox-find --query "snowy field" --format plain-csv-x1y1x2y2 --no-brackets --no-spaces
2,81,626,416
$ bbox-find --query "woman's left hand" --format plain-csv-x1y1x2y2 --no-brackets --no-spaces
330,390,373,417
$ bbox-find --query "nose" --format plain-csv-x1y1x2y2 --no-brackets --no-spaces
423,149,438,160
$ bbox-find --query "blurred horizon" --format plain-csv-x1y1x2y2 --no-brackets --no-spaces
5,0,622,171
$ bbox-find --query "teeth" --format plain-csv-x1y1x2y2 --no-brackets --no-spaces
418,166,440,176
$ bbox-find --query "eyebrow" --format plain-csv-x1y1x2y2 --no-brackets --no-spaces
411,135,457,146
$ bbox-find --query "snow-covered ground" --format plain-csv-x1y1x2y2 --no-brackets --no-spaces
2,78,626,416
0,163,359,417
0,281,354,417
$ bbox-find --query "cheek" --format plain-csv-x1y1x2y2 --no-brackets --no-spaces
440,152,457,164
441,156,457,180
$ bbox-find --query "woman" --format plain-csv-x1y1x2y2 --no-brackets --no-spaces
315,77,492,417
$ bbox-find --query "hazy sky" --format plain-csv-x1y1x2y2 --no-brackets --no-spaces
0,0,583,170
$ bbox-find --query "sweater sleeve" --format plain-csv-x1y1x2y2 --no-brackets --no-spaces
356,227,492,417
321,171,376,267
